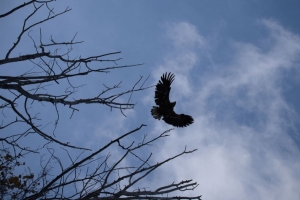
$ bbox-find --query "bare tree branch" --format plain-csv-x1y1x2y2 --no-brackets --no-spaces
0,0,35,18
0,1,201,200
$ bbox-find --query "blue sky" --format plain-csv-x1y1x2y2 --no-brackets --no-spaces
1,1,300,199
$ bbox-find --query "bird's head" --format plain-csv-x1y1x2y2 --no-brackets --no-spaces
171,101,176,108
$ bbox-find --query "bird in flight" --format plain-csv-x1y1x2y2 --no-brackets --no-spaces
151,72,194,127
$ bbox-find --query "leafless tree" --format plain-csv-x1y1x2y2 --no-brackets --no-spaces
0,1,201,199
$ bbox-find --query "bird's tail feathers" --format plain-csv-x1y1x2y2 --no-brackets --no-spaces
151,106,162,120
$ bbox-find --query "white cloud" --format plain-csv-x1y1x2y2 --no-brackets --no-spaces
165,22,205,50
151,22,206,101
149,20,300,200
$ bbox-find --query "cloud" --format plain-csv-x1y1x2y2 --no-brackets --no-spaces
165,22,205,50
148,20,300,200
151,22,206,101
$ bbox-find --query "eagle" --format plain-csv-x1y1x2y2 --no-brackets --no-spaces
151,72,194,127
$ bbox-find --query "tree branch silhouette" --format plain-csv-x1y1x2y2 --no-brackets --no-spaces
0,1,201,199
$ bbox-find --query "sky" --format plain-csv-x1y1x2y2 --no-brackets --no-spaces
1,1,300,200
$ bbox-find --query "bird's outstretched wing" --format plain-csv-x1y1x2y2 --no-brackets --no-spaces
151,72,194,128
163,110,194,128
154,72,175,106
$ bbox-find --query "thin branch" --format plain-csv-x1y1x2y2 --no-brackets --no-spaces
0,0,35,18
